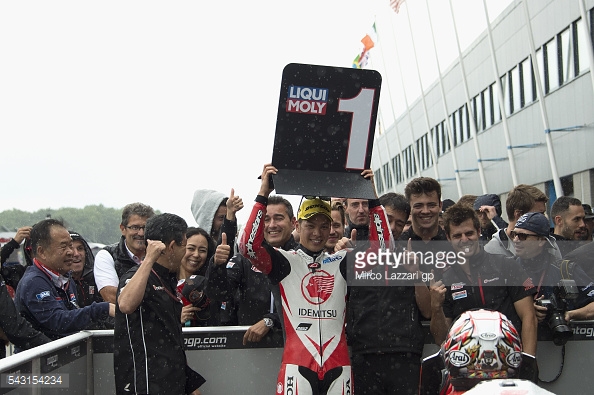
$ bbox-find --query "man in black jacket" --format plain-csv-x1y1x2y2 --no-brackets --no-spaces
206,195,296,344
347,191,431,395
0,273,50,358
115,213,204,395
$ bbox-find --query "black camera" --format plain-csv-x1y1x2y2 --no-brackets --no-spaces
535,279,579,346
180,275,211,321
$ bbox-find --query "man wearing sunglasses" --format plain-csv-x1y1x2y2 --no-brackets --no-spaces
238,163,390,395
513,212,594,326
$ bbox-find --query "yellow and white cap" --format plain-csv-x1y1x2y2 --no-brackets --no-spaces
297,197,332,222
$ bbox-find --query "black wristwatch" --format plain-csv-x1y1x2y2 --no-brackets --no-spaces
263,317,274,328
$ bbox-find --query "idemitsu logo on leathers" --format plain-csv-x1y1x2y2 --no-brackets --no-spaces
301,271,335,304
286,85,328,115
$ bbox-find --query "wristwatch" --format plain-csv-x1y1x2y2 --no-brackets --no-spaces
263,317,274,328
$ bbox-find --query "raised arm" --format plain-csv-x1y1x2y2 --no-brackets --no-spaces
238,164,277,274
117,240,164,314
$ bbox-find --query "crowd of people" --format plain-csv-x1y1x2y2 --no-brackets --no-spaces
1,163,594,394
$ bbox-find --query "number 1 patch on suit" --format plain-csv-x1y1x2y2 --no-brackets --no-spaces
271,63,382,199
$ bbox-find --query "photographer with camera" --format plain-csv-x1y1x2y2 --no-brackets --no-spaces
512,212,594,345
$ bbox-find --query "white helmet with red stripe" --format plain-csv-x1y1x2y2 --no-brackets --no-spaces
442,309,523,391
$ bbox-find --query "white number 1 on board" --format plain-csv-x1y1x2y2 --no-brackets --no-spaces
337,88,375,170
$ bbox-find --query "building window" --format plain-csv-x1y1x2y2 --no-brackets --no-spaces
450,114,457,146
416,134,433,170
404,145,417,179
545,38,559,92
383,162,392,190
511,66,521,114
559,27,575,84
519,57,534,106
501,73,511,116
472,94,483,133
576,17,590,74
392,155,404,184
441,120,450,153
375,169,384,194
463,105,471,141
431,127,439,157
536,47,546,94
492,83,501,123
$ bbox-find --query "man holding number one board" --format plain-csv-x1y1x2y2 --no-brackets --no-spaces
236,64,386,394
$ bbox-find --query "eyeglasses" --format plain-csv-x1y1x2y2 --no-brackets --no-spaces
126,225,146,232
510,231,540,241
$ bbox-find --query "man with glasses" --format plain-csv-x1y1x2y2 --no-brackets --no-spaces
512,212,594,327
14,219,114,342
94,202,154,303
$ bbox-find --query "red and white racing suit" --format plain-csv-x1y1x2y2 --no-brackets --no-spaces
239,195,390,395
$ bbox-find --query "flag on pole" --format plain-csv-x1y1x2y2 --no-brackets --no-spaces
389,0,405,13
352,23,377,69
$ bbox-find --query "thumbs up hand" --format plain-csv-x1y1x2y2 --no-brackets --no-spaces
214,232,231,265
335,229,357,252
226,188,244,220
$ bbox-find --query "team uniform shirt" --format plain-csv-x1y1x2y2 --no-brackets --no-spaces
239,195,390,395
14,259,109,341
114,263,205,395
442,250,537,333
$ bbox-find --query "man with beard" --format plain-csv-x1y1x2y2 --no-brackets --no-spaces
551,196,587,257
94,202,155,303
582,204,594,243
429,204,538,357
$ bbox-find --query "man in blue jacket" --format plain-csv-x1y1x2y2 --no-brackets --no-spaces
14,219,114,341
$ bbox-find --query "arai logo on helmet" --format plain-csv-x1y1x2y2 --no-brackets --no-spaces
506,351,522,368
449,351,470,367
479,332,497,341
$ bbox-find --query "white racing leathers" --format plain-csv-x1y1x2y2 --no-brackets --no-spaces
239,196,390,395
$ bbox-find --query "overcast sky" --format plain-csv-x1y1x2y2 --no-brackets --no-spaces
0,0,512,228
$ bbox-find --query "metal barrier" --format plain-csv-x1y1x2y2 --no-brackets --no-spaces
0,322,594,394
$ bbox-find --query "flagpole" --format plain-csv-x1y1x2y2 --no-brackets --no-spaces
579,0,594,109
481,0,519,186
448,0,488,194
388,15,422,178
521,0,563,198
375,20,406,188
403,1,440,181
371,115,387,194
423,0,462,198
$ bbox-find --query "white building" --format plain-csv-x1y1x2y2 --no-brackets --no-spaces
372,0,594,212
